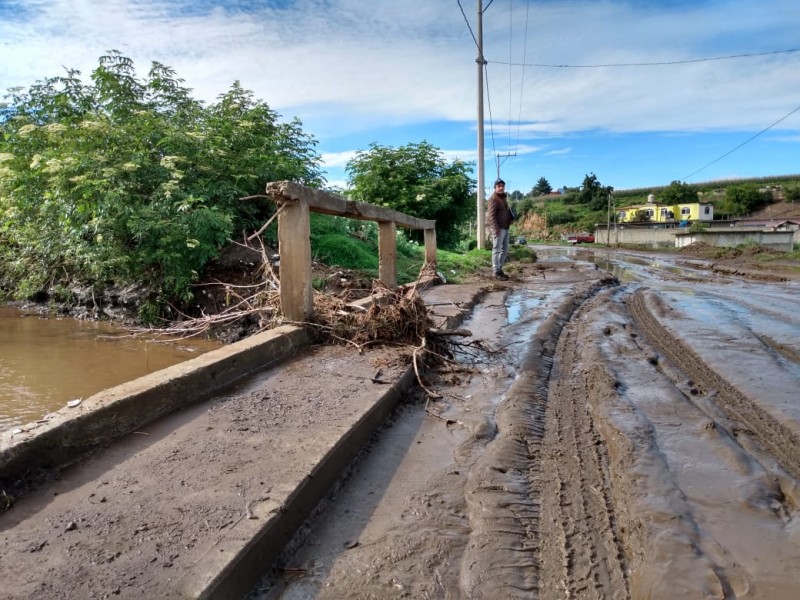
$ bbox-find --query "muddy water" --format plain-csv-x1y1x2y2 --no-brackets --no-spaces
0,306,220,430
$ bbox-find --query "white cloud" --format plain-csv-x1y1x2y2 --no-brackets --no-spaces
547,147,572,156
1,0,798,141
0,0,800,134
320,150,359,168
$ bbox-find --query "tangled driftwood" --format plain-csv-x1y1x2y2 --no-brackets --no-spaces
132,239,500,411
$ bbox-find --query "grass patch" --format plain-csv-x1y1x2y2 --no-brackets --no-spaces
507,245,537,263
436,248,493,282
312,233,379,272
394,246,492,284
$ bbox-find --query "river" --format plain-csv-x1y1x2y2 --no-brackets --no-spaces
0,306,220,431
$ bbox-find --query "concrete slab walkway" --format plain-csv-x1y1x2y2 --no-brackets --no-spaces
0,283,489,600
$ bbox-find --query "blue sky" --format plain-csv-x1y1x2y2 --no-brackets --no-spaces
1,0,799,195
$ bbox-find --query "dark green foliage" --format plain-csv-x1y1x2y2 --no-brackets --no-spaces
533,176,552,196
0,51,322,309
659,181,699,205
345,141,474,250
577,173,614,211
515,196,537,216
719,185,770,216
545,205,581,225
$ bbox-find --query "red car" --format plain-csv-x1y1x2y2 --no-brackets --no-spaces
567,233,595,244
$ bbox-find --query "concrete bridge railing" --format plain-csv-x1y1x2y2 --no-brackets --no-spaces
262,181,437,321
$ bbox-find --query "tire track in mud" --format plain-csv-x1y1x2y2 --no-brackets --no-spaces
459,274,628,599
537,309,629,600
628,289,800,482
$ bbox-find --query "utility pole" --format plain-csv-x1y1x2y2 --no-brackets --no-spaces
606,192,612,245
476,0,487,249
496,152,516,180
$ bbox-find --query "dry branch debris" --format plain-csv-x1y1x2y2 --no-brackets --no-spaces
130,239,499,411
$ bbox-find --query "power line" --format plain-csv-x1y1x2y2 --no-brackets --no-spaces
456,0,479,50
484,63,497,167
488,48,800,68
682,102,800,181
507,0,513,150
515,0,531,154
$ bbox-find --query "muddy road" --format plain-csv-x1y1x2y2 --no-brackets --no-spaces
253,248,800,600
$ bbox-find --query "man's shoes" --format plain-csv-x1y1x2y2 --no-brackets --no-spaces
494,271,509,280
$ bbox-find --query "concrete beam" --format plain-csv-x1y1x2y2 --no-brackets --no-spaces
265,181,435,231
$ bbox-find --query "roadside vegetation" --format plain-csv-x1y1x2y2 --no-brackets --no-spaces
307,213,492,285
0,53,488,323
2,53,796,326
0,52,323,320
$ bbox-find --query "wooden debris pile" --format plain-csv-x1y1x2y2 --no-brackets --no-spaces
311,280,432,349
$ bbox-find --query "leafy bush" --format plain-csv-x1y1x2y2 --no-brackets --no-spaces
0,52,323,312
346,142,474,250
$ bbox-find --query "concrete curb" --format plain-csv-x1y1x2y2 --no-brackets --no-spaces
1,283,489,599
0,325,314,482
182,284,489,599
181,366,417,599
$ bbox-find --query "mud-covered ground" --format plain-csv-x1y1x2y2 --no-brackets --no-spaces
254,247,800,600
2,247,799,599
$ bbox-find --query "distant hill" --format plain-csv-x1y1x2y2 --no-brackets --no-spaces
615,174,800,198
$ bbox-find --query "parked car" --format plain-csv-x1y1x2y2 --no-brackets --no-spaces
516,236,527,245
567,233,595,244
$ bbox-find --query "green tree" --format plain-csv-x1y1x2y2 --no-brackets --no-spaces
577,173,613,211
783,184,800,204
659,180,698,206
533,176,552,196
345,142,474,249
720,185,769,216
0,51,322,314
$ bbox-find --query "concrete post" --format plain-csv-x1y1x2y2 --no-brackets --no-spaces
424,228,437,267
277,199,313,321
378,221,397,288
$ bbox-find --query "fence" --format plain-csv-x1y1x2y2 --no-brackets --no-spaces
260,181,437,321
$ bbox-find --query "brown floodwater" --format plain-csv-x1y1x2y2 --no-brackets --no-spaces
0,306,221,431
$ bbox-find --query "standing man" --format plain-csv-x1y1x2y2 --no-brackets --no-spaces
487,178,513,280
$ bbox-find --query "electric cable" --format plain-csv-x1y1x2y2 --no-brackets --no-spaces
488,48,800,68
515,0,531,154
682,102,800,181
508,0,513,150
484,63,498,169
456,0,479,50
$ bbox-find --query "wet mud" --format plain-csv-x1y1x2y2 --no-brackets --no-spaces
258,250,800,600
3,249,799,599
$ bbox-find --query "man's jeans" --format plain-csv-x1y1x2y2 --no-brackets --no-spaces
492,228,509,273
